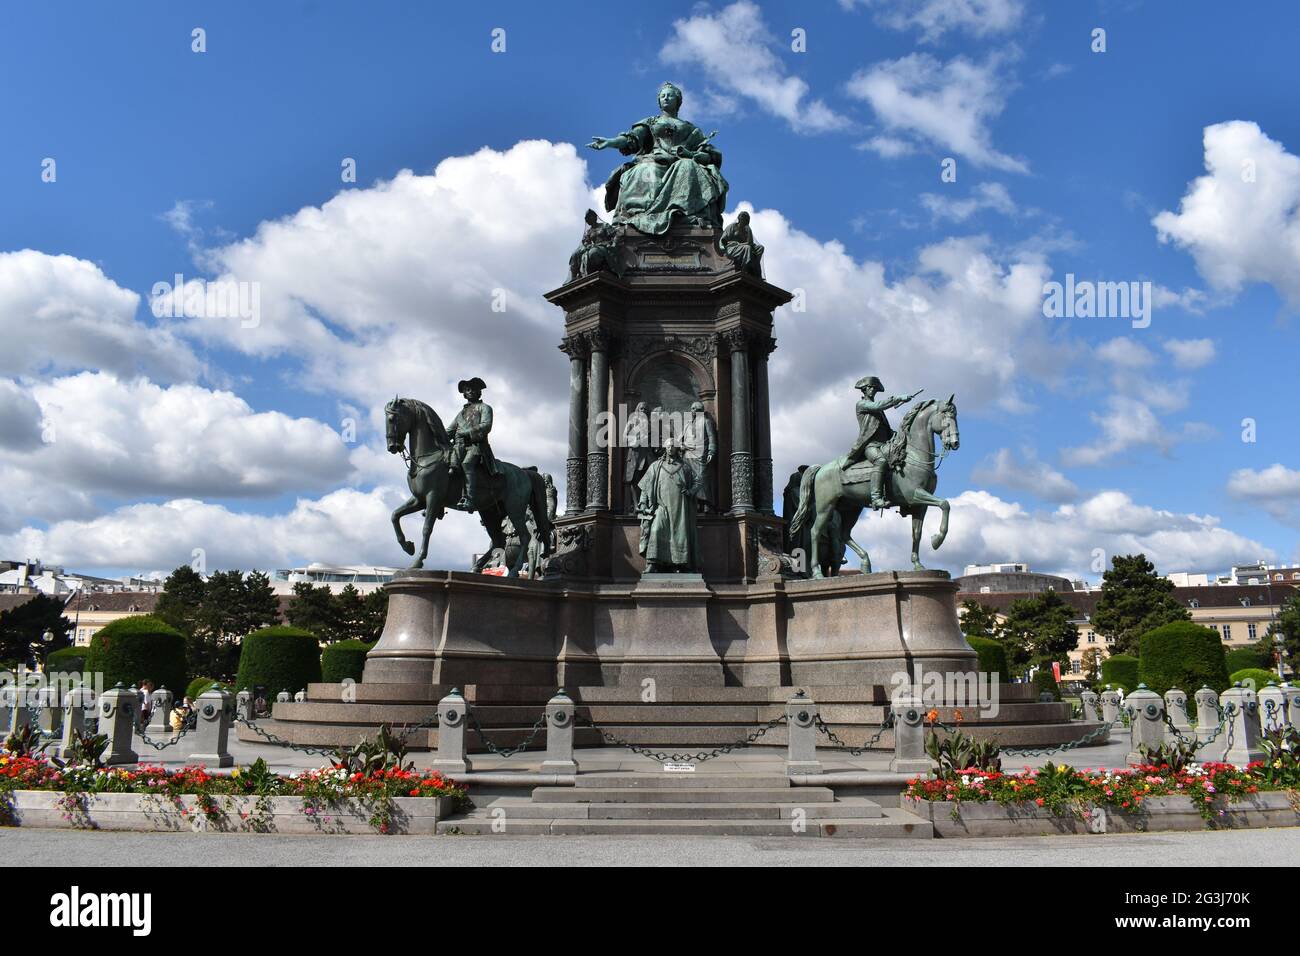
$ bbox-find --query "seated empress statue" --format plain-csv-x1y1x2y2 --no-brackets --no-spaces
588,82,728,235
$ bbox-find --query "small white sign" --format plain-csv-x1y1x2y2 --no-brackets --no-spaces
663,762,696,773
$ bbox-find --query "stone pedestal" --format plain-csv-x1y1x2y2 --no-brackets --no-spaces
615,573,723,688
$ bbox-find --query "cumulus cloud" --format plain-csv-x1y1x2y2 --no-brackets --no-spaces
840,0,1027,42
918,182,1018,223
846,53,1027,172
1162,337,1216,369
1095,337,1156,369
1227,463,1300,527
1154,121,1300,306
659,1,848,133
0,250,200,381
846,489,1272,578
971,447,1079,503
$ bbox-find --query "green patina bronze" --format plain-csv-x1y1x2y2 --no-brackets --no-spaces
588,81,728,234
636,439,701,573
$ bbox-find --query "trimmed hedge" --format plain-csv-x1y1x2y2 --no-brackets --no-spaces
965,636,1008,681
1032,667,1061,701
1225,646,1271,674
1229,667,1278,691
84,616,188,696
235,626,321,696
185,677,218,702
321,640,375,684
44,646,88,675
1100,653,1139,692
1138,621,1230,697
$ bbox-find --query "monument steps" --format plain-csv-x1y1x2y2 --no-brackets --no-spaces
532,786,836,804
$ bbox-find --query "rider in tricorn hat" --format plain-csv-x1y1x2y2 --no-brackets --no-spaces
844,375,922,509
448,377,498,510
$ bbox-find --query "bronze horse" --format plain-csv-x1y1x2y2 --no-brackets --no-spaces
385,397,553,577
789,396,960,577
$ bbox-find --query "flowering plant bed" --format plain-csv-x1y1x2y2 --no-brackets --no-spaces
903,760,1300,838
0,754,468,835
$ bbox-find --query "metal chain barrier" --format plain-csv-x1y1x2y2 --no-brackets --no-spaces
577,713,788,764
813,712,892,755
233,712,340,760
467,710,547,759
1161,710,1229,752
137,722,195,752
926,713,1127,758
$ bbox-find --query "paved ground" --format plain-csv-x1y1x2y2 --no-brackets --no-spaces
1,825,1295,866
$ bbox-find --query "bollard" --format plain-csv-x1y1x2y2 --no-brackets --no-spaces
1099,688,1122,725
1219,684,1265,766
1125,684,1165,764
99,683,139,766
890,695,931,774
1080,690,1101,721
1193,686,1220,742
36,685,61,735
276,690,291,704
1282,684,1300,732
294,689,307,703
0,685,11,731
1163,688,1193,742
6,683,35,736
147,687,174,737
236,690,253,721
57,686,94,758
431,688,470,774
188,686,235,768
540,689,577,774
785,690,823,775
1258,682,1286,733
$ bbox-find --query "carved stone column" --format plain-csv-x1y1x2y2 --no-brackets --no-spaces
559,335,588,516
726,329,753,514
585,330,611,512
753,335,775,514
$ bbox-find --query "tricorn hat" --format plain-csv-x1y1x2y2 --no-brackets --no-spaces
854,375,883,391
457,377,487,394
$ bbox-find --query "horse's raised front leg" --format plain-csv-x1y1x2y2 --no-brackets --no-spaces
391,495,421,556
411,491,439,569
908,488,950,551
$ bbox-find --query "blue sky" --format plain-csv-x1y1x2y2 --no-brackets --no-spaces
1,0,1297,579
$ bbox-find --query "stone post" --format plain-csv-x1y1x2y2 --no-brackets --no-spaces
560,335,588,516
294,689,307,703
431,688,470,774
57,686,93,758
890,695,931,774
189,686,234,768
1282,684,1300,731
1194,686,1220,742
1099,688,1122,725
726,329,753,514
1125,684,1165,764
6,684,34,736
147,687,174,737
1163,688,1193,741
1257,682,1286,732
99,682,139,766
0,686,11,732
1079,689,1101,721
36,685,61,735
236,690,253,722
585,331,610,512
276,689,291,704
541,689,577,774
784,690,822,775
1219,684,1265,766
752,335,775,514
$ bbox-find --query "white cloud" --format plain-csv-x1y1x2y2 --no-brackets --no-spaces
971,447,1079,503
846,53,1028,172
1227,463,1300,526
660,1,848,133
0,379,44,451
1162,337,1216,369
0,250,200,381
1062,396,1170,467
840,0,1027,42
1095,337,1156,369
1153,121,1300,306
845,489,1272,578
918,182,1018,223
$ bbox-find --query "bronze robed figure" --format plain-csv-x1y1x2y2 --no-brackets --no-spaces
636,438,701,573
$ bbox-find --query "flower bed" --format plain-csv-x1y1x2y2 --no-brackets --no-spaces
903,760,1300,838
0,755,467,835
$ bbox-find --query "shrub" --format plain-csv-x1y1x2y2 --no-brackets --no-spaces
84,616,187,695
1225,645,1271,674
1138,621,1230,697
235,626,321,696
44,646,88,676
1229,668,1278,691
1100,653,1139,692
1032,667,1061,701
321,640,375,684
965,636,1008,681
185,676,218,701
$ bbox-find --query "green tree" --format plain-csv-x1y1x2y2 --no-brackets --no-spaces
959,600,1000,638
241,571,281,635
0,593,72,666
154,565,206,636
1268,592,1300,668
359,588,387,643
998,590,1079,674
333,584,366,643
1091,554,1190,655
1080,647,1104,681
286,582,337,640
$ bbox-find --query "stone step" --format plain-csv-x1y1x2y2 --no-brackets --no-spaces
532,786,836,804
436,808,932,838
469,797,882,820
574,772,792,789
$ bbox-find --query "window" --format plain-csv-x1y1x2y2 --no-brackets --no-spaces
1086,631,1096,643
1248,623,1258,640
1070,660,1081,674
1105,635,1115,644
1222,624,1232,641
